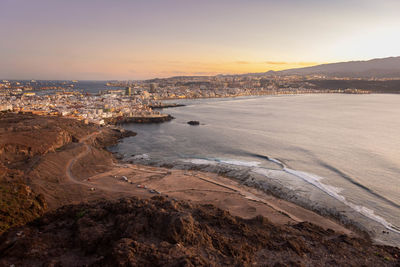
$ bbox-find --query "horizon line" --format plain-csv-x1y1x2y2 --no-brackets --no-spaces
2,56,399,81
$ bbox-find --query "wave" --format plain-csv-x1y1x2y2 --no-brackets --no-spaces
248,153,286,168
130,154,150,160
316,160,400,210
252,154,400,234
215,159,260,167
282,168,400,234
249,152,400,220
182,155,400,234
182,158,218,165
183,157,260,167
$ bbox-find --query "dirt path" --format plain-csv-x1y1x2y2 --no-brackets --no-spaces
65,131,99,186
61,131,357,236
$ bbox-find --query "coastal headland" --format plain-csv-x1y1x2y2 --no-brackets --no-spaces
149,103,186,109
0,113,399,266
107,114,174,124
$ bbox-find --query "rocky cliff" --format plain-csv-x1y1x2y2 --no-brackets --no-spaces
0,113,134,233
0,196,398,266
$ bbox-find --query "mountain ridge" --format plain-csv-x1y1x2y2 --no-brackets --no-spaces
266,56,400,78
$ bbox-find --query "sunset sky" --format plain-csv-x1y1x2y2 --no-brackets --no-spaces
1,0,399,80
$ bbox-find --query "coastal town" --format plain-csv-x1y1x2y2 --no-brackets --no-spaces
3,0,400,265
0,83,169,125
107,74,372,99
0,75,371,125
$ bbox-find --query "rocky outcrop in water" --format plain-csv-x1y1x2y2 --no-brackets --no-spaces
187,120,200,125
149,103,186,109
108,115,174,124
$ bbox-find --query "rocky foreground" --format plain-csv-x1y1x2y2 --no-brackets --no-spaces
0,112,134,233
0,113,399,266
0,196,399,266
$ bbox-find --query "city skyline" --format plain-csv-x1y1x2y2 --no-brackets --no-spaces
1,0,400,80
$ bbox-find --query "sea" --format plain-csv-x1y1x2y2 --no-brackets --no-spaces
32,80,123,95
108,94,400,246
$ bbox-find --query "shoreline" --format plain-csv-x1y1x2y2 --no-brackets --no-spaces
118,154,400,247
114,95,400,247
61,121,365,239
106,114,174,125
0,112,360,237
154,90,372,102
149,103,186,109
1,113,399,265
118,156,371,235
106,159,361,238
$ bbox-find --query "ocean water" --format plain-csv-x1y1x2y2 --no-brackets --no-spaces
111,94,400,246
33,80,122,95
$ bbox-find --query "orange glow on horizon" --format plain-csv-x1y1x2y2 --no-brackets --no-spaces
75,61,322,80
2,0,400,80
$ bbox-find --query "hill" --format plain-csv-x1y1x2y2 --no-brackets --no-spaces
1,113,399,266
269,57,400,78
1,196,399,266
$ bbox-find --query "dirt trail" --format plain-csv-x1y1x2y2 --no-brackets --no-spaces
64,131,139,193
61,130,356,236
65,131,99,185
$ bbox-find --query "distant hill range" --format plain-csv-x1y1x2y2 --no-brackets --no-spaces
265,56,400,78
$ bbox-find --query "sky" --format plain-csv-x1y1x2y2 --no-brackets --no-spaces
1,0,400,80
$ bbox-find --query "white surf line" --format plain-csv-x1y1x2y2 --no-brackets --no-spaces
282,167,400,234
258,155,400,233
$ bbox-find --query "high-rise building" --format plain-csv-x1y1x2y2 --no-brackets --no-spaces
149,83,158,93
125,86,132,96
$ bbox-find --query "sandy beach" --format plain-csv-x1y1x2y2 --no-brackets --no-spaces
0,112,362,235
1,113,399,266
75,161,357,236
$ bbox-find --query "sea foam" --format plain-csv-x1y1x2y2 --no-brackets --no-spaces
183,156,400,234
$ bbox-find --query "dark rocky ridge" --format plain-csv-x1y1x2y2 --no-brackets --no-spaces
0,196,399,266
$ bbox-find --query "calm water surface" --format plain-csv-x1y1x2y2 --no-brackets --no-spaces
112,94,400,245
